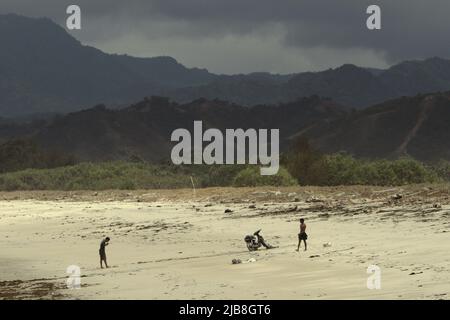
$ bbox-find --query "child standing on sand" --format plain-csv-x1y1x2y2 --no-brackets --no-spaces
99,237,110,268
296,219,307,252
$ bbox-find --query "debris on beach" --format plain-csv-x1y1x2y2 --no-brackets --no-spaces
231,258,257,265
392,194,403,200
306,197,323,203
286,205,298,212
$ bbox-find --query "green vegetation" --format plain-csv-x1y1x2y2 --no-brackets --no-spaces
0,137,448,191
0,162,297,191
233,166,297,187
432,160,450,181
282,138,446,186
0,139,75,173
299,154,438,186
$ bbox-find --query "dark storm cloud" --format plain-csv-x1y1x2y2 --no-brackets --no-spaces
1,0,450,73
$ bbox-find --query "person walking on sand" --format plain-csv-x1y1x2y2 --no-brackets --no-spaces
296,219,307,252
99,237,110,268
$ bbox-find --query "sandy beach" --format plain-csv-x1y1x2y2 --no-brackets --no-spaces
0,186,449,300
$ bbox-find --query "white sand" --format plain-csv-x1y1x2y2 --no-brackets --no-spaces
0,188,449,300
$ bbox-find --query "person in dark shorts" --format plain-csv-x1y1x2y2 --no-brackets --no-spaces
296,219,307,252
99,237,110,268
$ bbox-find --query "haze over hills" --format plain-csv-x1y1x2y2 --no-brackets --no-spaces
2,14,450,164
3,14,450,116
0,14,215,116
301,92,450,161
1,91,450,164
169,59,450,108
0,96,346,162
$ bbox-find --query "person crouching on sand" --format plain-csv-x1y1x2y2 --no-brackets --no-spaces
99,237,110,268
296,219,307,252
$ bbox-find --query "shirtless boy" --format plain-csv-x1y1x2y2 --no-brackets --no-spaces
296,219,307,252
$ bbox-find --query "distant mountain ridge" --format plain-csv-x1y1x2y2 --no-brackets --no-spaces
2,91,450,164
3,14,450,116
0,14,215,116
168,59,450,108
300,92,450,161
0,96,346,162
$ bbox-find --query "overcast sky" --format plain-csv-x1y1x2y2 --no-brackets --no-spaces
1,0,450,74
